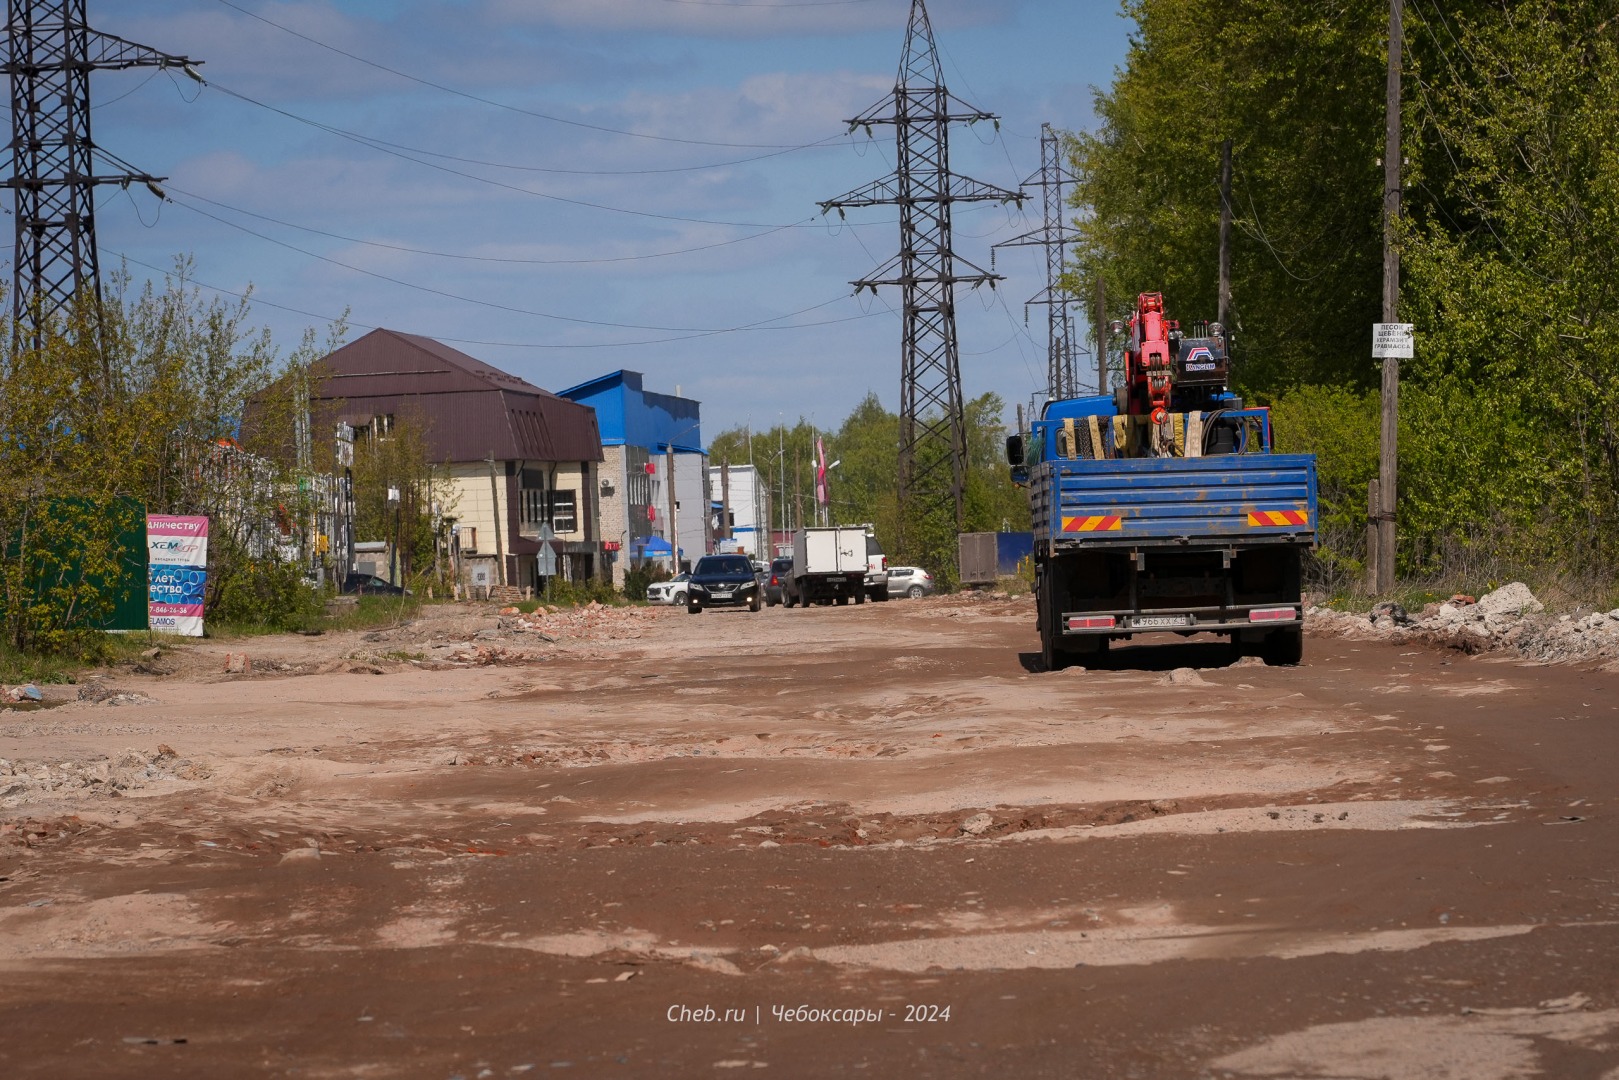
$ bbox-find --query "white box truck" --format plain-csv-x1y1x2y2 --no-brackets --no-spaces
785,526,868,607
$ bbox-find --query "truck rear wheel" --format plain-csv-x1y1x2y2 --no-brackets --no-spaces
854,590,865,605
1261,627,1303,666
836,594,849,606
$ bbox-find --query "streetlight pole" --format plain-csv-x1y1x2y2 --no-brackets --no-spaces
778,416,786,551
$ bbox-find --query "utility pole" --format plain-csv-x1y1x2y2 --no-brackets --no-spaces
1218,138,1233,331
719,461,732,546
3,0,201,339
1094,276,1108,395
486,456,506,587
666,445,678,571
994,122,1083,401
820,0,1023,539
1377,0,1403,593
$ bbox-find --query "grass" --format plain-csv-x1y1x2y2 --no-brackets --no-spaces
318,594,424,633
1321,573,1619,617
0,632,156,686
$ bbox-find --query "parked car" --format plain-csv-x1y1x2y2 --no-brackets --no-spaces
763,556,792,606
886,566,936,599
646,572,692,606
686,554,762,614
341,573,408,596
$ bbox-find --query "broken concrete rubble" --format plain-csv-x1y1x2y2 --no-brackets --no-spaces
0,745,209,808
1309,582,1617,665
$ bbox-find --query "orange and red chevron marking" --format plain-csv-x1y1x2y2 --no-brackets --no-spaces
1062,515,1123,532
1246,509,1310,527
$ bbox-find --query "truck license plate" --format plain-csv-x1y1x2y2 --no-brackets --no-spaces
1134,615,1191,629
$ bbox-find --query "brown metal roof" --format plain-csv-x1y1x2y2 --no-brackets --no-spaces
311,329,602,463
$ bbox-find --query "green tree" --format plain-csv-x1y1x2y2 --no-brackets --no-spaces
0,262,338,651
1066,0,1387,397
348,408,455,587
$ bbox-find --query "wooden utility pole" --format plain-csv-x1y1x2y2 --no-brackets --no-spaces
1094,276,1108,395
486,456,507,586
1377,0,1403,593
1218,138,1233,330
1366,479,1381,594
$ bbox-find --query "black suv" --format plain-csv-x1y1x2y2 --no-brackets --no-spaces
686,554,762,614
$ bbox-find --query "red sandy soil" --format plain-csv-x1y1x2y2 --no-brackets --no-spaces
2,595,1616,1078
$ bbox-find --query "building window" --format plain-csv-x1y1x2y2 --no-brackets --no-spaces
460,526,477,552
520,485,548,529
551,490,578,533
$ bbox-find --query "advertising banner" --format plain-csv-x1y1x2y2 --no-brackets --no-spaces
148,515,209,637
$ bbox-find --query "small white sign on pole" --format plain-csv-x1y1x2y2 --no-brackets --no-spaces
1372,323,1415,359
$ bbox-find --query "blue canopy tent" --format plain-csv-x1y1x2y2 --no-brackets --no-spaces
631,536,682,566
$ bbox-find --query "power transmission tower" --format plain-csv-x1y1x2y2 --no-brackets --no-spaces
820,0,1022,533
3,0,200,337
994,122,1084,400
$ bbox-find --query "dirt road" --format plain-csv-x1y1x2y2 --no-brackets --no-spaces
2,595,1616,1078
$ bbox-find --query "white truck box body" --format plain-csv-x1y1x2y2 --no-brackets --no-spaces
793,527,865,576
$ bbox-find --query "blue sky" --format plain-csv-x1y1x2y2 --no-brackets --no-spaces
93,0,1134,443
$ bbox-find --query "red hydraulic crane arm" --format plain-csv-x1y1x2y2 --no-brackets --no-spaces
1128,292,1176,424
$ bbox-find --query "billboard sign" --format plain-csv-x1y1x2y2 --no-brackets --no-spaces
148,515,209,637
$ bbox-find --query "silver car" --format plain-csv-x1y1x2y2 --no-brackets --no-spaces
646,572,692,605
886,566,936,598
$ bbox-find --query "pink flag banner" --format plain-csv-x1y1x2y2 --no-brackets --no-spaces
815,437,828,506
148,515,209,637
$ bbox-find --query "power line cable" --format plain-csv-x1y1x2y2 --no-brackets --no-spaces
202,81,845,177
211,0,821,149
207,79,913,235
92,69,161,110
162,184,806,266
205,81,845,231
163,193,883,334
106,248,882,349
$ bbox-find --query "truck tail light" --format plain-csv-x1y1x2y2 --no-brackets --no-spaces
1248,607,1297,622
1066,615,1116,630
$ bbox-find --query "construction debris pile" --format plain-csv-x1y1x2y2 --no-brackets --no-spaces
1308,582,1619,666
493,601,655,643
0,745,209,809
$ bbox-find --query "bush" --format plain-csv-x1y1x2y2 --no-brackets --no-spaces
621,563,666,603
541,576,622,607
210,556,325,632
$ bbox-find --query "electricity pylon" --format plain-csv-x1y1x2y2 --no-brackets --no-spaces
820,0,1022,532
3,0,200,337
994,123,1084,400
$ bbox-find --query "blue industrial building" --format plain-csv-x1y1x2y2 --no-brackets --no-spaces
558,371,709,583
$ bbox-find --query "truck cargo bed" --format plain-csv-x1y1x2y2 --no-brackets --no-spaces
1033,453,1317,549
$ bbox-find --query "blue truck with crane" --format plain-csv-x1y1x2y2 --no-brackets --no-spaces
1006,292,1318,669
